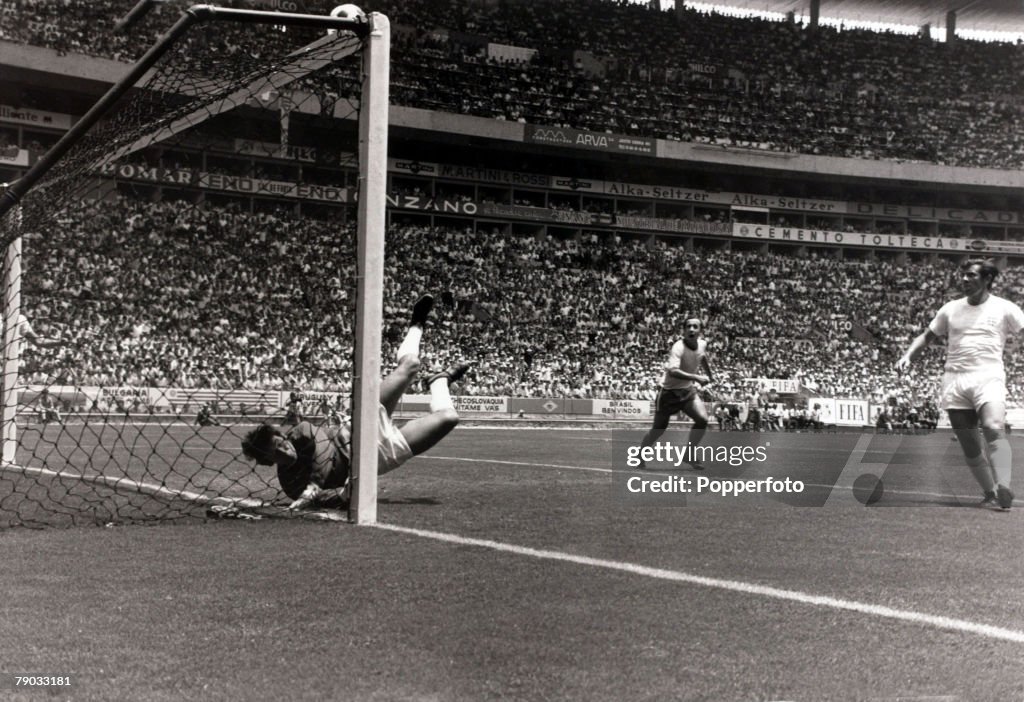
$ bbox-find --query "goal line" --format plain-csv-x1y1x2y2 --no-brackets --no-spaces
0,461,347,521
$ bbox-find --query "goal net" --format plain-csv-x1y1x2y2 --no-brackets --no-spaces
0,4,389,527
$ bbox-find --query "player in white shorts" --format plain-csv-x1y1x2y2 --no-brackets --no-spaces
897,260,1024,511
241,294,469,510
639,316,714,470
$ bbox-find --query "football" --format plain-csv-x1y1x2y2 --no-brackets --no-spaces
852,473,884,506
327,4,366,35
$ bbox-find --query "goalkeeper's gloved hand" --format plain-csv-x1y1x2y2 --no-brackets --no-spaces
288,482,322,510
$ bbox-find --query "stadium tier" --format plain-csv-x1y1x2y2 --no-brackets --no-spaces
9,197,1024,401
2,0,1023,168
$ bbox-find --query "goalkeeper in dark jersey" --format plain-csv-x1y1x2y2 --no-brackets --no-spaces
240,295,468,510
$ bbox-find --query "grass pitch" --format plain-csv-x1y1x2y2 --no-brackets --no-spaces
1,425,1022,701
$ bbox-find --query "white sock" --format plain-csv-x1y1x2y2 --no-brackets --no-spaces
965,452,996,493
429,376,454,412
396,325,422,361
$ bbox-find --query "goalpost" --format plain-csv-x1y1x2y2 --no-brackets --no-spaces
0,4,388,526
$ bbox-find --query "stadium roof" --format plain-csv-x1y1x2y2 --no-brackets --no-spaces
687,1,1024,37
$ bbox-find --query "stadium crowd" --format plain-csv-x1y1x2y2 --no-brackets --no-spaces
18,196,1024,412
2,0,1023,169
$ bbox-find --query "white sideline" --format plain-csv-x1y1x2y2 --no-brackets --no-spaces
373,522,1024,645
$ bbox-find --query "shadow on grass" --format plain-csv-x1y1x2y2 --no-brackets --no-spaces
379,496,441,506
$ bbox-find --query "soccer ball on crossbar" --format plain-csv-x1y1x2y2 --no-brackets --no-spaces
327,4,366,35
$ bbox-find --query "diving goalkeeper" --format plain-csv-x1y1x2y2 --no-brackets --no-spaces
241,294,468,509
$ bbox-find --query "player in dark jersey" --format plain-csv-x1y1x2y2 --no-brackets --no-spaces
241,294,469,510
243,419,351,507
38,389,62,424
196,403,220,427
639,316,714,470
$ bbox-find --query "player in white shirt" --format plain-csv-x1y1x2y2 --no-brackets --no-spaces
2,312,62,370
6,313,52,351
639,317,714,469
897,260,1023,511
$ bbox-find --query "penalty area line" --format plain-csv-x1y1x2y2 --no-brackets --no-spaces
373,522,1024,645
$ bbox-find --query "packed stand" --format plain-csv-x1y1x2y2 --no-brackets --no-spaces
18,196,1024,410
4,0,1024,168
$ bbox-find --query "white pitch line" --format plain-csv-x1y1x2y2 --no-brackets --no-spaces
415,454,990,504
373,522,1024,645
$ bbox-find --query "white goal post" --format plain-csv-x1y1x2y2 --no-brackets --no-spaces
349,11,390,525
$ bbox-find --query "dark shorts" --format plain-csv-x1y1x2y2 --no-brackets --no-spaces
655,386,698,416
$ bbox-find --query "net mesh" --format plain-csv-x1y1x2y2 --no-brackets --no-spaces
0,9,368,527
